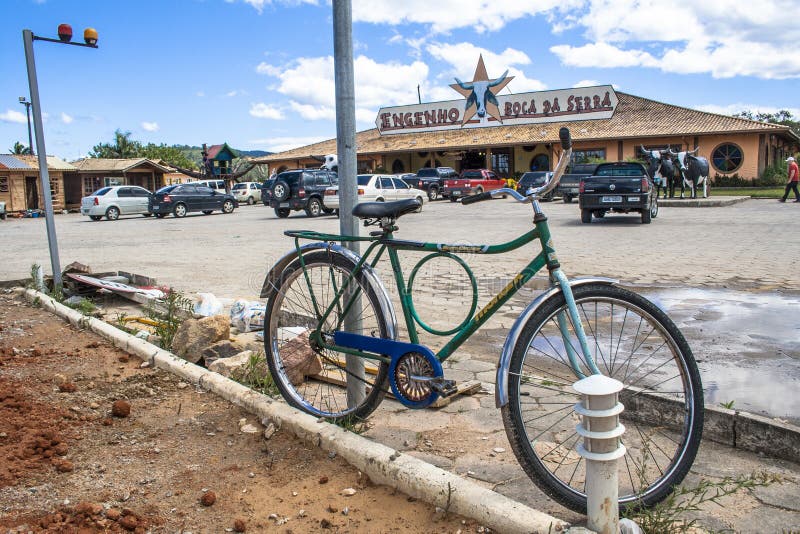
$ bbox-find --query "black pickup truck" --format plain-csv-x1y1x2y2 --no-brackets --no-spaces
578,162,658,224
406,167,458,201
556,163,599,203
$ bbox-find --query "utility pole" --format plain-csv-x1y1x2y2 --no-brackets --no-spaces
19,97,34,155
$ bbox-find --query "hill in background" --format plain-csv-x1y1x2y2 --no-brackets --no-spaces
172,144,272,166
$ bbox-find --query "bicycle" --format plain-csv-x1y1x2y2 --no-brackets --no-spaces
260,128,704,513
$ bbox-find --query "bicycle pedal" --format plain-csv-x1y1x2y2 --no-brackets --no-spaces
430,378,458,397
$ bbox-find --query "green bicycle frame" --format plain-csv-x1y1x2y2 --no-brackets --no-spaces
287,213,599,377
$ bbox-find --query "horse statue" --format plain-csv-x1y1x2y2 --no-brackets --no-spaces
670,148,710,198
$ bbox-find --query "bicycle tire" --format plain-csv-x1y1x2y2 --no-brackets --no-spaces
501,283,703,513
264,250,390,421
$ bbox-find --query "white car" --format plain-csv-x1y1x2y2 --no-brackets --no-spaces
324,174,425,211
80,185,153,221
231,181,262,205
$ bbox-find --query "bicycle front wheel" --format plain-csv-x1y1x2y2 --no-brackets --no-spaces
501,283,703,512
264,250,391,421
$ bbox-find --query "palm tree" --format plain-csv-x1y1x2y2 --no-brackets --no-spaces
9,141,31,155
89,129,141,158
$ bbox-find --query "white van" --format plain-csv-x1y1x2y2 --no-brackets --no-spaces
194,179,227,194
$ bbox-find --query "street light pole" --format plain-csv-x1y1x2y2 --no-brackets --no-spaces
21,25,98,290
18,97,34,155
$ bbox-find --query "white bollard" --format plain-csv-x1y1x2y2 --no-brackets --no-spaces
574,374,626,534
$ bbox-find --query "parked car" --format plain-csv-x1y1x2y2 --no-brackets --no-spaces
516,171,556,201
407,167,458,201
0,201,5,220
267,169,337,218
443,169,505,201
149,184,238,218
324,174,425,212
194,179,228,194
231,181,262,205
80,185,153,221
557,163,600,203
579,162,657,224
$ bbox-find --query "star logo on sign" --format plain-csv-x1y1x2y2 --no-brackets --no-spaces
450,55,513,125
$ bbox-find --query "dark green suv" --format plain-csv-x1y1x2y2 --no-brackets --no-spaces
267,169,338,218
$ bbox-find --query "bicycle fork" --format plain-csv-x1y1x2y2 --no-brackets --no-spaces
552,269,601,378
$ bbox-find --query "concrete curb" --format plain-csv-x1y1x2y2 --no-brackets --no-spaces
20,288,573,534
659,196,749,207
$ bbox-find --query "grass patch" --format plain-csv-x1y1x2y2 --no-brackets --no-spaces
234,350,279,397
145,289,192,349
710,187,784,198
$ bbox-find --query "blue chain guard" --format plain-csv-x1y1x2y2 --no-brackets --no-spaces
333,331,443,409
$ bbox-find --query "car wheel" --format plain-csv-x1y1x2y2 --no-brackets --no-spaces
305,197,323,217
246,196,255,205
222,200,235,214
563,194,573,204
105,206,120,221
202,210,213,215
581,209,592,223
142,213,153,217
155,213,167,219
275,208,290,218
415,196,424,213
650,197,659,219
641,207,652,224
322,207,334,215
173,203,187,218
593,210,605,218
450,196,458,202
475,187,484,195
272,180,290,201
89,215,102,221
428,187,439,201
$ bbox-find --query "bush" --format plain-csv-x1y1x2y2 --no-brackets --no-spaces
711,162,788,187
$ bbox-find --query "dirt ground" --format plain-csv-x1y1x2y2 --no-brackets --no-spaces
0,292,474,533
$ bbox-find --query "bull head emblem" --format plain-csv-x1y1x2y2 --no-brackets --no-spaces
451,55,513,125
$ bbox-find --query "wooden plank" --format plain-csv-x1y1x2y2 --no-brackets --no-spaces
430,379,482,409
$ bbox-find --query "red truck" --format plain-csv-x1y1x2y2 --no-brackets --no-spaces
443,169,506,202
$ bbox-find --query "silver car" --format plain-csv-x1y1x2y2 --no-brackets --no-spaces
80,185,153,221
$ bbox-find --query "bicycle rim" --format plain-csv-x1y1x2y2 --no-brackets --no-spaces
265,252,390,420
503,284,703,512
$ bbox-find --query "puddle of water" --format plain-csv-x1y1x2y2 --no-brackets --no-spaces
645,288,800,424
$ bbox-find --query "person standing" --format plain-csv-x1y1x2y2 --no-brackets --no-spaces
779,156,799,202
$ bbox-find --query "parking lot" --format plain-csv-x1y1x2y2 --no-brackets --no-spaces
1,196,798,296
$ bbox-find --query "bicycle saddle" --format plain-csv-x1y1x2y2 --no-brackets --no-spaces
352,198,420,219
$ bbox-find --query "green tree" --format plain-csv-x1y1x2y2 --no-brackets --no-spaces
89,129,141,158
9,141,31,155
140,143,196,169
735,109,800,136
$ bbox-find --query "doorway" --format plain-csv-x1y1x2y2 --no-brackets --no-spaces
25,176,39,210
461,150,486,170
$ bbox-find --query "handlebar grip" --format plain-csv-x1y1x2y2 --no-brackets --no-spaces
559,127,572,149
461,191,493,205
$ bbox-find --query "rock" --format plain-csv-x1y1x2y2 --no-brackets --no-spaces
263,423,276,440
492,447,506,453
171,315,230,364
318,476,329,484
341,488,356,496
58,382,77,393
202,341,247,367
240,424,259,434
112,400,131,418
208,350,255,378
54,459,74,472
233,518,246,532
106,508,121,520
119,514,138,531
320,519,332,529
200,490,216,506
281,331,323,385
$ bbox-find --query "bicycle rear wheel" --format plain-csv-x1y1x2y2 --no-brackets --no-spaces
264,250,391,421
501,283,703,512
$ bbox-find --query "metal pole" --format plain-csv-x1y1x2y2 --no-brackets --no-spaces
21,100,34,155
23,29,62,289
333,0,366,407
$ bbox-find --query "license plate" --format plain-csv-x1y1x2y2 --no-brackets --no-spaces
627,196,640,202
279,202,289,208
602,196,622,203
452,190,461,196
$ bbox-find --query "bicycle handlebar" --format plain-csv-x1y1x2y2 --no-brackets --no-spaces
461,127,573,205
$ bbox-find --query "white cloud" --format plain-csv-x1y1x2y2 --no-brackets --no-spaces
256,62,282,76
196,91,205,97
141,121,160,132
60,112,74,124
241,0,318,14
226,90,239,97
551,42,659,68
573,79,599,88
694,103,800,120
248,135,330,153
0,109,27,124
288,101,335,121
249,103,285,120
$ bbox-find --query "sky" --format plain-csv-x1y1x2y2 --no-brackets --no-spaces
1,0,799,160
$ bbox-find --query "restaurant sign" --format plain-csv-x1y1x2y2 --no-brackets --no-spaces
375,57,618,136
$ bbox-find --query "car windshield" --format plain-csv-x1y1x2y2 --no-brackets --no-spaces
520,172,548,185
461,171,482,179
357,175,373,186
93,187,111,196
416,168,437,177
156,185,177,194
595,164,644,177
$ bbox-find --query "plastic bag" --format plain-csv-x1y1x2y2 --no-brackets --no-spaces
194,292,223,317
230,299,266,332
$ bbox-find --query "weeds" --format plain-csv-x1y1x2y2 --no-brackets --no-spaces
718,400,735,409
145,289,191,349
65,297,96,315
330,413,369,434
234,350,279,397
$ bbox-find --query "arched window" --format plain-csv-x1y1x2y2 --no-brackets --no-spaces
711,143,743,173
530,154,550,171
391,159,405,173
